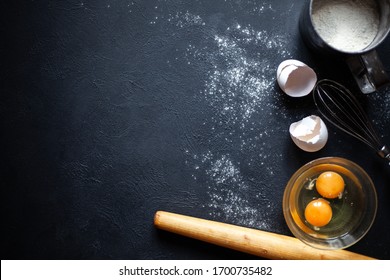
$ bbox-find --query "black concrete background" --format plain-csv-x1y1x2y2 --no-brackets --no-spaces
1,0,389,259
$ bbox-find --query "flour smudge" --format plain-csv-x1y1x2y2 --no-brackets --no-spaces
151,7,292,229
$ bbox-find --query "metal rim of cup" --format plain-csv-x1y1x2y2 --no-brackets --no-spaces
308,0,390,55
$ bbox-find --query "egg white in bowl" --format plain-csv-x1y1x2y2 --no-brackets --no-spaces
283,157,377,250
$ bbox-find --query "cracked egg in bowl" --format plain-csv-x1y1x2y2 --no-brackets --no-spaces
283,157,377,250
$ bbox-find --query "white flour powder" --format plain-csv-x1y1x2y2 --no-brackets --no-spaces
182,17,289,227
149,1,390,233
187,151,274,229
152,9,290,229
312,0,379,52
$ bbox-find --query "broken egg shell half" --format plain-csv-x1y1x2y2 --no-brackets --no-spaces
289,115,328,152
277,59,317,97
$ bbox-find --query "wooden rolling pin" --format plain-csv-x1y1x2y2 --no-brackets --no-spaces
154,211,375,260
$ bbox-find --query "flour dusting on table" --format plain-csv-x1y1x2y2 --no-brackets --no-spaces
202,27,289,128
169,11,205,28
151,8,291,229
188,151,274,229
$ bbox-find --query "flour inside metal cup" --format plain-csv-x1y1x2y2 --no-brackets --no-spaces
311,0,380,52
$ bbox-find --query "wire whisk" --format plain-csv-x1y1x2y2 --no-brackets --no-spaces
313,79,390,163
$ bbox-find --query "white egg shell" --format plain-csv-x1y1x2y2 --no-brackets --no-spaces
289,115,328,152
277,59,317,97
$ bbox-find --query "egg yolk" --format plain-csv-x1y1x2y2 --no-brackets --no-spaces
304,198,332,227
316,171,345,199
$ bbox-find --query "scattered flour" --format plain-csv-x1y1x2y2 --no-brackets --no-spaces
312,0,379,52
152,8,291,228
367,89,390,137
169,11,206,28
148,2,389,231
188,151,274,229
186,23,291,163
203,26,289,127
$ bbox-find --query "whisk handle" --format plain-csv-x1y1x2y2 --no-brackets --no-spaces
377,145,390,164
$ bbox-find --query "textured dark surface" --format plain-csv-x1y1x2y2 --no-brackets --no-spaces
1,0,389,260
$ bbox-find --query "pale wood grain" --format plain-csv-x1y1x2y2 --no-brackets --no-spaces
154,211,376,260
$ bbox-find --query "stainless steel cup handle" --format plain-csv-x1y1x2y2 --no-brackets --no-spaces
346,50,390,94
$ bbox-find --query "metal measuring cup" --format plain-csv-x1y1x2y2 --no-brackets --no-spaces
299,0,390,94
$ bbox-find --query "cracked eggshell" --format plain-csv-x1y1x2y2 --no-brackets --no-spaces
277,59,317,97
289,115,328,152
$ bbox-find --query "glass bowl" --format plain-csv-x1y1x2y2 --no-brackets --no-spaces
283,157,377,250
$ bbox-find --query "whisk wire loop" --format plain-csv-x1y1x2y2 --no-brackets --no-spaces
313,79,388,162
315,83,375,148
